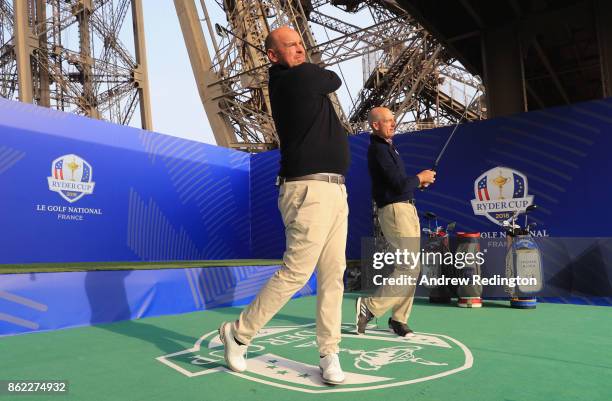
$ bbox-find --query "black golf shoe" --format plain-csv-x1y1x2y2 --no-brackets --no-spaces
388,318,414,337
355,297,374,334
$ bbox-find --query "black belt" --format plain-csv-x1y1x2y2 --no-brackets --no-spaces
276,174,345,186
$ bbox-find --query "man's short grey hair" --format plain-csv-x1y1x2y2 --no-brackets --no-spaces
264,34,275,51
367,108,380,126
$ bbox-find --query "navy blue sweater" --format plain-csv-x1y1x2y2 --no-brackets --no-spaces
368,134,420,208
268,63,349,177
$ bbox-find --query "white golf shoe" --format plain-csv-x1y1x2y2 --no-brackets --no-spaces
319,353,345,385
219,321,247,372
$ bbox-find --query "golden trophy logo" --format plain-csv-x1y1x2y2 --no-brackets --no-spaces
492,170,509,199
471,166,533,226
47,154,95,203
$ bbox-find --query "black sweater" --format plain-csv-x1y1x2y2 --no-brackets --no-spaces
268,63,350,177
368,134,421,208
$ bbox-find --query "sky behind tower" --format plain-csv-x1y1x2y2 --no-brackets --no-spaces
141,2,368,146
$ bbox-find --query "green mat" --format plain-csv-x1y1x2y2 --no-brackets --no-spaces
2,294,611,400
0,260,283,274
0,260,362,274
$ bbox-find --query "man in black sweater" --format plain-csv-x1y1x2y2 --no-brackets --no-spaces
218,26,349,385
356,106,436,337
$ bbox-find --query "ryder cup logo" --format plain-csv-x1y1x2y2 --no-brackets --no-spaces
47,154,95,203
157,323,472,393
471,167,533,226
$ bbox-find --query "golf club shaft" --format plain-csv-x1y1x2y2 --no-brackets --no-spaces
421,88,482,189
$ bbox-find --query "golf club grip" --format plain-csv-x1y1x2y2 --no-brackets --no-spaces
419,166,437,191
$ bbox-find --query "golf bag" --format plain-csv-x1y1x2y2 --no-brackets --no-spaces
421,212,455,303
503,205,544,309
456,232,483,308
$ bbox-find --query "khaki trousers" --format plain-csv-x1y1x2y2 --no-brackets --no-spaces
234,180,348,355
364,201,421,323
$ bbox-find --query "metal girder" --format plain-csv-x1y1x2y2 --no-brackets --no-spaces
174,0,235,148
314,14,420,67
0,0,152,129
348,30,440,121
308,10,361,35
180,0,485,150
13,0,34,103
532,38,570,105
131,0,153,130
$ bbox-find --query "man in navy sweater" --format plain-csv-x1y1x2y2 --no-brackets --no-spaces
218,26,349,385
356,106,436,337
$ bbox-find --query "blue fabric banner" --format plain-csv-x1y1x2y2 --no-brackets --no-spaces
0,98,250,264
0,265,316,336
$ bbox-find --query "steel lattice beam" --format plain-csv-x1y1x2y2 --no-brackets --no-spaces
177,0,486,151
0,0,152,129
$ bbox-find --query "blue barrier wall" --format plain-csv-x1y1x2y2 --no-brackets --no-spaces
392,99,612,237
249,98,612,257
0,266,316,336
249,151,284,259
4,96,611,264
2,96,612,338
0,99,251,264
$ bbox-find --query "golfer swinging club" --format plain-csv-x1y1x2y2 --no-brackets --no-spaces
217,26,350,385
356,107,436,337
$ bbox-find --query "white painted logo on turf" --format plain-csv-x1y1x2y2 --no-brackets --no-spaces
157,323,473,393
347,345,448,371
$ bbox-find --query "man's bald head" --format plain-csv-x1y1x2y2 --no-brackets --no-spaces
264,26,306,67
265,26,293,51
368,107,391,125
368,106,396,140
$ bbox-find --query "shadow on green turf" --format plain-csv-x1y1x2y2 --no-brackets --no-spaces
94,320,199,355
211,306,315,327
89,294,515,357
88,308,314,357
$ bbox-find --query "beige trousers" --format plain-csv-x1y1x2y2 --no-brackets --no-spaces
364,201,421,323
234,180,348,355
